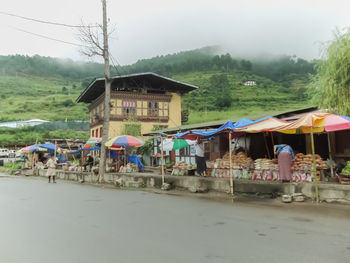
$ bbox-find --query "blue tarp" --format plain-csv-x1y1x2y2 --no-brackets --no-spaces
67,147,101,154
128,155,144,172
175,117,271,139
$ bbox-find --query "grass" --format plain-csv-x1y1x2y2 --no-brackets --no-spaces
173,71,311,124
0,70,310,126
0,127,90,147
0,75,88,121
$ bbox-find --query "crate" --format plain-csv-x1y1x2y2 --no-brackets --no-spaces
339,174,350,185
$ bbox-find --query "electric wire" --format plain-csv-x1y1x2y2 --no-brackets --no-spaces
0,11,97,28
11,26,87,47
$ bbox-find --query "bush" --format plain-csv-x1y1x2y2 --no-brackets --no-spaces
62,99,74,107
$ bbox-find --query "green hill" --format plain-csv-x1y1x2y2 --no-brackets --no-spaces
0,48,314,123
174,71,310,124
0,75,88,121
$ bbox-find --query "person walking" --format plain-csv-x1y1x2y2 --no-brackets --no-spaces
274,144,294,182
47,154,57,183
194,138,207,176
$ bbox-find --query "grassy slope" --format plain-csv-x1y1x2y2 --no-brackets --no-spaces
173,71,310,124
0,75,88,121
0,70,310,124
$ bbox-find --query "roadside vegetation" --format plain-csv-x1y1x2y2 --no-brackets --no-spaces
0,126,89,147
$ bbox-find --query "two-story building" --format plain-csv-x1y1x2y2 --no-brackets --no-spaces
76,72,198,137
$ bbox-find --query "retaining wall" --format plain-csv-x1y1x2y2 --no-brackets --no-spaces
24,169,350,204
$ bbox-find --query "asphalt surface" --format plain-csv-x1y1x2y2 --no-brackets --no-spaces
1,176,350,263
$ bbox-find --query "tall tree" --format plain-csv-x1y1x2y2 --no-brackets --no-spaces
310,29,350,115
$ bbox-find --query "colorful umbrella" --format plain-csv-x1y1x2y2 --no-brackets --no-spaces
38,143,62,154
324,115,350,132
272,113,350,133
160,138,195,151
105,135,144,148
83,137,102,149
18,145,47,153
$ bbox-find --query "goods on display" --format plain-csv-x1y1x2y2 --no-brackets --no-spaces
292,153,327,171
218,152,254,169
205,152,253,178
119,163,139,173
340,161,350,184
254,158,278,170
341,161,350,175
171,161,196,176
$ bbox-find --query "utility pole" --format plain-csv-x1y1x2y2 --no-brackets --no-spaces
98,0,111,183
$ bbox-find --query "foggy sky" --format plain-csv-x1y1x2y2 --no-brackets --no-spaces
0,0,349,65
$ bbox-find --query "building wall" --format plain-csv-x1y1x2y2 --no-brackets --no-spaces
168,92,181,128
89,92,182,137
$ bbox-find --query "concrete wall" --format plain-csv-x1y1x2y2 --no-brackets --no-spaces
30,169,350,204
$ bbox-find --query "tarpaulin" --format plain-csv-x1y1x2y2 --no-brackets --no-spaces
175,118,259,139
128,154,144,172
235,117,289,133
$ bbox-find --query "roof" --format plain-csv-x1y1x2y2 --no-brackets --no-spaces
142,113,276,136
142,106,319,136
273,106,319,120
76,72,198,103
23,119,49,123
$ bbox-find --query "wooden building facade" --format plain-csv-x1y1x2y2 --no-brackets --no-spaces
76,72,198,138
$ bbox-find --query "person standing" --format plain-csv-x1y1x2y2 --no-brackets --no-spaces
195,138,207,176
47,154,57,183
274,144,294,182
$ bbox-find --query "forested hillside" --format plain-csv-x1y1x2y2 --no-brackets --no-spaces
0,47,315,123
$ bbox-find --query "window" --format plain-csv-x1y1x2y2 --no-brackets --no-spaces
100,127,103,138
159,102,169,117
122,100,136,116
92,130,95,137
148,102,158,117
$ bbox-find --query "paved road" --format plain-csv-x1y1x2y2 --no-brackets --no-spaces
1,176,350,263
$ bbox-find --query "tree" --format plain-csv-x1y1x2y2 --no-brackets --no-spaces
209,74,232,109
62,86,68,94
239,59,252,71
310,29,350,115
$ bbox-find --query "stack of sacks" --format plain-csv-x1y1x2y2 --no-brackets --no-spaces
292,153,327,171
254,158,278,170
219,152,254,169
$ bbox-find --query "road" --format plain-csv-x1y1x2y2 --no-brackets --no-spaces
0,176,350,263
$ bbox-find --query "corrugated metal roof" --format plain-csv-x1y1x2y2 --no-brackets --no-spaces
142,107,319,136
76,72,198,103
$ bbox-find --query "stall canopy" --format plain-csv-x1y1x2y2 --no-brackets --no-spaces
18,144,47,153
324,115,350,132
234,117,289,133
175,118,261,139
271,112,350,133
161,138,196,151
83,137,102,150
38,143,62,153
106,135,144,148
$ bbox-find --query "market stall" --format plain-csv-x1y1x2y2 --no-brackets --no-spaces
105,135,144,174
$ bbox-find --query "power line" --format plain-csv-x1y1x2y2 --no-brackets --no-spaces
11,26,87,47
110,53,143,89
0,11,97,28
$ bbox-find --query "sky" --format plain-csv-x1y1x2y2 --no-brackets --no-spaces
0,0,349,65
